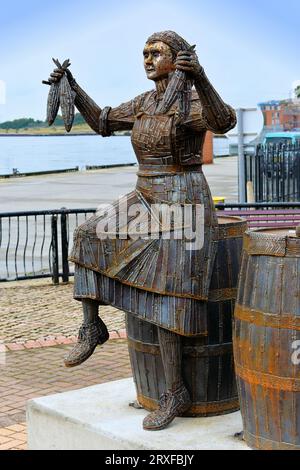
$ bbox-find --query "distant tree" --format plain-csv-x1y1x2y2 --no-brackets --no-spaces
0,113,84,129
53,113,84,126
73,113,85,125
0,117,45,129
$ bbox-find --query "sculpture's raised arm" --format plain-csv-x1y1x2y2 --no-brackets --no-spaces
70,77,140,135
175,49,236,133
69,78,102,134
46,64,138,135
193,68,236,133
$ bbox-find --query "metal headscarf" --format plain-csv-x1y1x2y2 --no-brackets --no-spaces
146,31,191,56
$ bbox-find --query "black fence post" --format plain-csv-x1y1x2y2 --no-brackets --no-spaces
61,211,69,283
244,153,247,202
51,214,59,284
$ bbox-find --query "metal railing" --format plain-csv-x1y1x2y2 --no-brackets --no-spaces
0,208,95,283
1,203,300,283
245,143,300,202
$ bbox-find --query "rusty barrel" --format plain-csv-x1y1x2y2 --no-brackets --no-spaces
126,215,247,417
233,227,300,450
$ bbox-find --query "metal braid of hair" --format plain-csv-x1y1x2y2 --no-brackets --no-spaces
147,31,194,119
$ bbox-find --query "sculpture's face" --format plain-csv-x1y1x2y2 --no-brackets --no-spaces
143,41,175,80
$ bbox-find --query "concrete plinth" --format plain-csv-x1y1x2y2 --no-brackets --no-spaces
27,378,250,450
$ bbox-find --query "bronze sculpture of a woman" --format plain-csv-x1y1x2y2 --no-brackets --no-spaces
47,31,236,431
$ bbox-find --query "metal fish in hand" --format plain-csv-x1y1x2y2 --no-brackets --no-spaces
156,45,195,120
59,73,76,132
43,58,75,132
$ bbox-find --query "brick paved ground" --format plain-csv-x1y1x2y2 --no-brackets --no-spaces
1,279,125,344
0,279,131,450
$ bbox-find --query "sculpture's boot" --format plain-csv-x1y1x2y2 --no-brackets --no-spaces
143,328,191,430
64,299,109,368
142,384,191,430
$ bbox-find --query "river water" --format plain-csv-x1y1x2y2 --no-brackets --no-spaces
0,135,136,175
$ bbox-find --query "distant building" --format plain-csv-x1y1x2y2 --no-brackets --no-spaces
258,98,300,131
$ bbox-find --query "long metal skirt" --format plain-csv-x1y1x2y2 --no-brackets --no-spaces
69,172,218,302
73,215,246,336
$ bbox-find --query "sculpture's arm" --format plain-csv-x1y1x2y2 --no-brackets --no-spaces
69,79,102,134
175,50,236,134
105,100,139,134
48,64,148,134
70,78,138,135
193,70,236,134
98,91,150,136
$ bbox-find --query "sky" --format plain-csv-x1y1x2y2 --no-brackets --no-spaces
0,0,300,122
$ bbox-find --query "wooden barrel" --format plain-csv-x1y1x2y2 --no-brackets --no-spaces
126,214,247,417
233,227,300,450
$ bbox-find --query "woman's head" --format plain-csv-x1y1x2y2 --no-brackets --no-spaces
144,30,191,81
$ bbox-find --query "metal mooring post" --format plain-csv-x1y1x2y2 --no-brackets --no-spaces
51,214,59,284
60,210,69,283
237,108,246,203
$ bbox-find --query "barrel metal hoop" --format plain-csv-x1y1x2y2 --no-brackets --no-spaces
217,224,247,239
208,287,237,302
127,337,160,355
137,393,239,416
128,337,233,357
235,304,300,331
243,430,300,451
235,363,300,392
183,342,233,357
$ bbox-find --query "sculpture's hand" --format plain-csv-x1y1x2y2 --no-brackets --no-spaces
174,49,203,79
46,59,75,86
48,67,64,83
48,67,74,84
